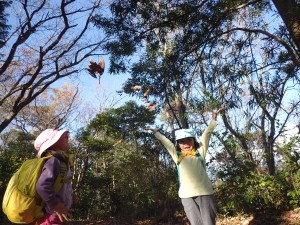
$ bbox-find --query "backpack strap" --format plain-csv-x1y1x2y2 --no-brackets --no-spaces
38,156,69,197
195,149,205,170
176,150,206,186
53,160,69,193
176,152,182,187
35,156,69,218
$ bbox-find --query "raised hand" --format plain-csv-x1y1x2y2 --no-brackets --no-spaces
212,108,223,121
145,127,158,133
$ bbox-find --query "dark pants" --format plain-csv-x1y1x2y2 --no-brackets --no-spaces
181,195,217,225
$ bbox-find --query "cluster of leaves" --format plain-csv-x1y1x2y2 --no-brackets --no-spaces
69,101,182,220
280,137,300,207
92,0,300,178
215,171,292,215
215,137,300,216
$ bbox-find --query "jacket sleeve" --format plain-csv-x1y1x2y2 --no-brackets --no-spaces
154,132,178,163
198,120,217,159
36,157,62,208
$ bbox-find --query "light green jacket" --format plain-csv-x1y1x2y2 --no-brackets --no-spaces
154,120,217,198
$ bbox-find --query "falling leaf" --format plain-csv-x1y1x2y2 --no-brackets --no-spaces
99,58,105,69
97,58,105,75
87,58,105,79
133,85,141,91
87,59,99,78
144,88,151,96
148,103,157,111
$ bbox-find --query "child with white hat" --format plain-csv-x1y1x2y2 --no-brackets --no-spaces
145,108,222,225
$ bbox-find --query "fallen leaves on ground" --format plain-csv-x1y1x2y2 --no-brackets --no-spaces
66,208,300,225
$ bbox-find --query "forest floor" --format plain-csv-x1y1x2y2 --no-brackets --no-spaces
66,208,300,225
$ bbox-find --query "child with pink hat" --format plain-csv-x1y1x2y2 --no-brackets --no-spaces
34,129,73,225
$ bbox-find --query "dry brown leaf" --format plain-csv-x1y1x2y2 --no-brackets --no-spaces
97,58,105,75
144,88,151,96
148,103,157,111
133,85,141,91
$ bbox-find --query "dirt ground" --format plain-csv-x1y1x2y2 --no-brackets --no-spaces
66,208,300,225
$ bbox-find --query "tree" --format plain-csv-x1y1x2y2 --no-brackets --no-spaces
93,0,300,175
71,101,179,220
0,0,108,133
272,0,300,53
0,83,82,146
88,100,157,151
13,83,81,132
0,0,11,49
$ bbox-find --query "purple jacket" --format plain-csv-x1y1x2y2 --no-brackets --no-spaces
36,157,73,214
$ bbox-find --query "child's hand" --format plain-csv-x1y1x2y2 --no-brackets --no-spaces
54,202,72,222
212,108,223,121
145,127,158,133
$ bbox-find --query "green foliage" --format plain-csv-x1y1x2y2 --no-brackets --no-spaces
0,131,36,185
215,171,290,215
89,101,156,139
215,135,300,216
287,170,300,206
279,137,300,207
71,101,180,220
0,107,299,223
72,140,179,220
214,135,300,215
73,172,112,220
0,131,36,223
0,0,11,49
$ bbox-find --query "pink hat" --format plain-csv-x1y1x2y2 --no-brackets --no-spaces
34,129,68,158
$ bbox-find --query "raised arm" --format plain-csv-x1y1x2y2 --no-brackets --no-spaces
145,127,178,162
198,108,223,157
212,108,223,121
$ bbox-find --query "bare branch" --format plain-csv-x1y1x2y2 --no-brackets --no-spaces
0,0,107,132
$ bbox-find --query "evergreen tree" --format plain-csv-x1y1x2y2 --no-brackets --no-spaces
0,0,11,49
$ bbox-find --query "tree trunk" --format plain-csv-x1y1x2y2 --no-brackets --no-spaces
266,145,276,175
175,97,188,129
272,0,300,52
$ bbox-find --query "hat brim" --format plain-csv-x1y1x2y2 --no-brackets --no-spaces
37,130,68,158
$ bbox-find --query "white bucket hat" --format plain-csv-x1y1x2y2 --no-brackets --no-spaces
175,129,195,140
34,129,68,158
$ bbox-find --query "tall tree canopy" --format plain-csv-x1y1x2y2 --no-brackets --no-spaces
93,0,300,175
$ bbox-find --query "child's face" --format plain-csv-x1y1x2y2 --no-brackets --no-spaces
178,137,195,152
53,132,69,152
